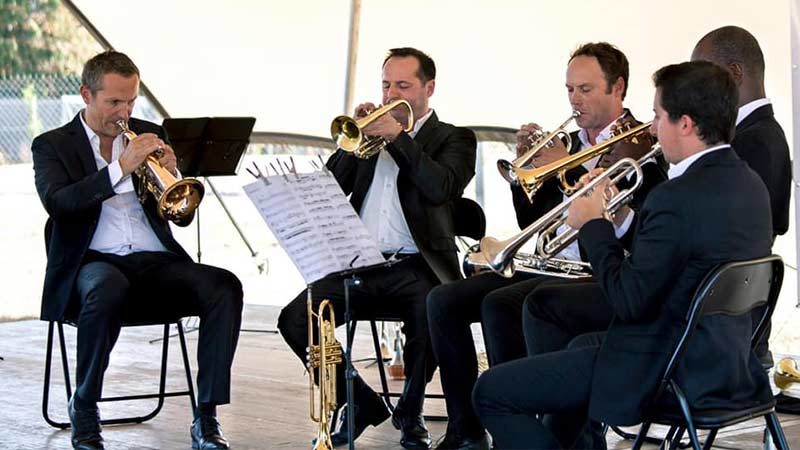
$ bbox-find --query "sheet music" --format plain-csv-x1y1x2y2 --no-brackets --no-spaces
243,170,384,283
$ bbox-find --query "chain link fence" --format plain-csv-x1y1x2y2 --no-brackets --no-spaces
0,74,162,165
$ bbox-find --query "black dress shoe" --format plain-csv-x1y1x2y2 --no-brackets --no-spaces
329,399,391,447
392,410,431,449
191,415,230,449
434,432,490,450
68,397,104,450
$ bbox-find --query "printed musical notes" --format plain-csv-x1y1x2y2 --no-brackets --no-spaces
243,170,384,283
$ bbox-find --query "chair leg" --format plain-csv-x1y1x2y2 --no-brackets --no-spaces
667,427,685,450
671,382,701,450
370,320,394,412
701,429,717,450
765,413,790,450
176,321,197,412
42,321,71,429
631,421,652,450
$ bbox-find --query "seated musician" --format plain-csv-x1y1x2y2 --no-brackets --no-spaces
473,60,774,450
276,47,477,449
426,42,664,450
32,51,243,450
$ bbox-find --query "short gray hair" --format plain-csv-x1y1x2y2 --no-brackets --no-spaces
81,51,139,93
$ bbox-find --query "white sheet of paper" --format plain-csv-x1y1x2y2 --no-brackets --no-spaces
243,170,384,283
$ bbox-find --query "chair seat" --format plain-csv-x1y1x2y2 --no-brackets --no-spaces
650,399,776,429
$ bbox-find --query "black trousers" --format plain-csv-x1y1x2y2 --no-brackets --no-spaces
426,271,569,437
523,280,614,356
277,254,438,416
473,346,600,449
73,251,243,407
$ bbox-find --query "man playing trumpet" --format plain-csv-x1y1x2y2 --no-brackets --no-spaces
426,42,664,449
278,47,477,449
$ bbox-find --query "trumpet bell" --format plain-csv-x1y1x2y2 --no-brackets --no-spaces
330,115,362,152
158,179,205,222
497,159,519,184
775,357,800,390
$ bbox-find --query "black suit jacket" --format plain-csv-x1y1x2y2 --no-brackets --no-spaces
732,103,791,238
326,111,476,284
32,113,191,321
579,147,773,425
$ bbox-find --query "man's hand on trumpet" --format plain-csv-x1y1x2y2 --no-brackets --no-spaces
516,123,569,167
567,169,631,229
355,102,404,143
599,118,655,169
119,133,172,176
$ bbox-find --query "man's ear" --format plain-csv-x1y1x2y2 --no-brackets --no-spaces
79,85,92,105
426,79,436,97
612,76,625,98
728,62,744,86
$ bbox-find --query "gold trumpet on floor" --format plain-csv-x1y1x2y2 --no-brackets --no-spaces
116,120,204,223
774,357,800,390
330,99,414,159
307,291,342,450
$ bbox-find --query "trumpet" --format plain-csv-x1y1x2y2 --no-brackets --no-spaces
774,357,800,390
497,111,580,184
465,144,662,278
307,290,342,450
330,99,414,159
463,246,592,279
514,121,652,201
116,120,204,223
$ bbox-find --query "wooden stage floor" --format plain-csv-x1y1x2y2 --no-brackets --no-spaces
1,305,797,449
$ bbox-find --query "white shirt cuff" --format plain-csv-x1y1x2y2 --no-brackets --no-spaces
613,209,635,238
107,160,132,194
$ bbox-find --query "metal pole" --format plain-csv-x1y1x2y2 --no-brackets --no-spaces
343,0,362,115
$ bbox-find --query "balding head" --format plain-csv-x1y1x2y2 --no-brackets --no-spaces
691,26,766,106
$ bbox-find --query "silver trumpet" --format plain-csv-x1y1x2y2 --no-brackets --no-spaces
465,143,662,279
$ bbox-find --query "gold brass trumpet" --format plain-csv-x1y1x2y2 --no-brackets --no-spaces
116,120,204,223
774,357,800,390
466,144,661,278
330,99,414,159
497,111,580,184
307,291,342,450
515,121,653,201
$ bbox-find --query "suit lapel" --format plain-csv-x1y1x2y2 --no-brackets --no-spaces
67,112,99,177
736,104,773,133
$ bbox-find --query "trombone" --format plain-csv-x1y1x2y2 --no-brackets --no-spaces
330,99,414,159
514,121,653,201
465,144,662,279
116,120,204,223
497,111,580,184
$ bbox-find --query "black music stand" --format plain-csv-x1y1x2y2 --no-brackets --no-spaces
311,256,401,450
158,117,277,336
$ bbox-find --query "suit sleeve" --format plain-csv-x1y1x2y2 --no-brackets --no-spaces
616,161,667,249
510,164,589,229
386,127,477,205
325,149,358,196
578,188,688,323
32,134,116,220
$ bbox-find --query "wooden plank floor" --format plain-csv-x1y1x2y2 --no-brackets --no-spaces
0,305,797,449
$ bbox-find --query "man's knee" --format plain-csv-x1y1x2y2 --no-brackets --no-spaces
277,295,306,343
426,284,458,324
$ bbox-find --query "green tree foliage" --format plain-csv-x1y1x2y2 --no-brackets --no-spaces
0,0,100,76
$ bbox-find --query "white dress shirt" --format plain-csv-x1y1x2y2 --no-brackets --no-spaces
667,144,728,180
736,98,771,126
80,112,168,255
359,109,434,254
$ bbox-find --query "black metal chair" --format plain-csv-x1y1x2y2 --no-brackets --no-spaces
42,315,197,429
630,255,790,450
353,197,487,422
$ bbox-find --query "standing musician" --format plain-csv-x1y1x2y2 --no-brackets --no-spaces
32,51,243,450
691,25,792,367
474,60,774,450
277,47,477,449
426,42,664,450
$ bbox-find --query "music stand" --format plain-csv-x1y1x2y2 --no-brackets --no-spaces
158,117,277,336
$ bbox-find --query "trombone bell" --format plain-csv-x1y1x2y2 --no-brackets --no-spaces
775,357,800,390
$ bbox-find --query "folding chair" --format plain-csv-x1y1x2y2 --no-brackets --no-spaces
631,255,790,450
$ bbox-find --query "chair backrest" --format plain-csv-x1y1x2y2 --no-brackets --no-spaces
654,254,784,402
452,197,486,240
